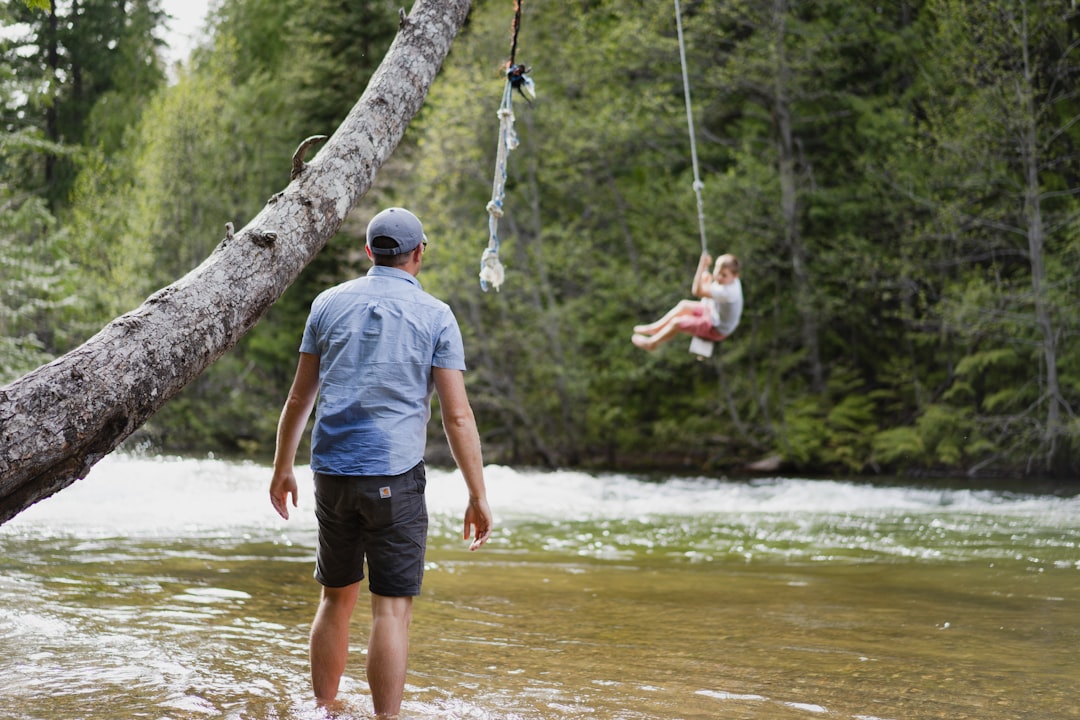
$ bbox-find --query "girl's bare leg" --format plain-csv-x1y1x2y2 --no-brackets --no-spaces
634,300,698,335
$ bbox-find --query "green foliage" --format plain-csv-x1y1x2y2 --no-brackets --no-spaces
780,370,879,472
0,193,75,382
1,0,166,207
870,426,925,469
0,94,85,376
907,0,1080,474
872,403,984,470
3,0,1080,479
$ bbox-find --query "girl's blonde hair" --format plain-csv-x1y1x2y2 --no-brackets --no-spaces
715,253,740,275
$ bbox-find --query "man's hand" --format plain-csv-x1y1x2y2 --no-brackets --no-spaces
463,496,493,551
269,471,298,520
269,353,319,521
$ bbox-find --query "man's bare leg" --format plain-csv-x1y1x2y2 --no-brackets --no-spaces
367,593,413,718
310,582,361,708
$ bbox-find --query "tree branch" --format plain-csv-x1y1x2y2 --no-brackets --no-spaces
0,0,473,525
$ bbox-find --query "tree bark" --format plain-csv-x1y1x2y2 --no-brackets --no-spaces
771,0,822,394
0,0,473,525
1017,5,1063,470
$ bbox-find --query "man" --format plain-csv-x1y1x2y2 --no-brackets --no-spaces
269,207,492,718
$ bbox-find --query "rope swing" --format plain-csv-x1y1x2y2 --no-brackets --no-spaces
480,0,535,292
674,0,714,359
675,0,707,257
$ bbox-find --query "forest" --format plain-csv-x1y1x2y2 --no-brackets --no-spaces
2,0,1078,480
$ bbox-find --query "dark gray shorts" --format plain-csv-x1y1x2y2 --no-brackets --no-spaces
312,462,428,596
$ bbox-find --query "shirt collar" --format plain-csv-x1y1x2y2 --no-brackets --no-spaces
367,264,422,289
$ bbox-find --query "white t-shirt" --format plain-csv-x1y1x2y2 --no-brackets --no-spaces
708,277,743,336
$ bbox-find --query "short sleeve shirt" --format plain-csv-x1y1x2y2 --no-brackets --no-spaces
708,277,743,337
300,266,466,476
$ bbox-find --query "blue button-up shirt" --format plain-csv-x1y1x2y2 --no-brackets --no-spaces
300,266,466,476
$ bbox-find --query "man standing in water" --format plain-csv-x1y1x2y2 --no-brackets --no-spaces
269,207,493,718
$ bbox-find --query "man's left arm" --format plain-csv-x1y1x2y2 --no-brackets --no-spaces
433,367,492,550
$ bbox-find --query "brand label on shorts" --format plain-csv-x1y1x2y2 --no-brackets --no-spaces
379,486,392,499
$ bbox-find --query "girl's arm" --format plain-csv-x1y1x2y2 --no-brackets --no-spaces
691,253,712,298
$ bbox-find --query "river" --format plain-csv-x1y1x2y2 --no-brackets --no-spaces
1,455,1077,719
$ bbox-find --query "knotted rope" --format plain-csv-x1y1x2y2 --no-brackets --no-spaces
480,0,534,292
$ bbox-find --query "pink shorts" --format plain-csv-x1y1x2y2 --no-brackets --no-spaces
676,303,727,342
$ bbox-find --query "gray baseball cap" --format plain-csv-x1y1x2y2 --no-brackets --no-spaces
365,207,426,256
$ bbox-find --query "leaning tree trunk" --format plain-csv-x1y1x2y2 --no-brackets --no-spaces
0,0,472,526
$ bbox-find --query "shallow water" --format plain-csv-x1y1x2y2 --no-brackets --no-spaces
1,456,1077,719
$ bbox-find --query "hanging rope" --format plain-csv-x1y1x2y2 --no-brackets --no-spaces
480,0,534,292
674,0,714,359
674,0,707,256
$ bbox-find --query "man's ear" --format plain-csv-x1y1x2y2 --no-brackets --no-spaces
365,245,373,260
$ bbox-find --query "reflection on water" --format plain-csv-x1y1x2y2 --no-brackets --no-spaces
1,455,1078,719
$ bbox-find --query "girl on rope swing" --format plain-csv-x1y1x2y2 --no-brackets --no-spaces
632,251,743,352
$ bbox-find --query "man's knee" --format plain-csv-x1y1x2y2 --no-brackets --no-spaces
370,593,413,623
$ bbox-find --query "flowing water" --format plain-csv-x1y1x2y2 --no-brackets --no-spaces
1,455,1077,720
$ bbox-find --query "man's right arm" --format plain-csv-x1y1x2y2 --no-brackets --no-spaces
269,352,320,520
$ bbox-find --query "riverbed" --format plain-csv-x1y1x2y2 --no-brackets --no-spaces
1,455,1077,719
